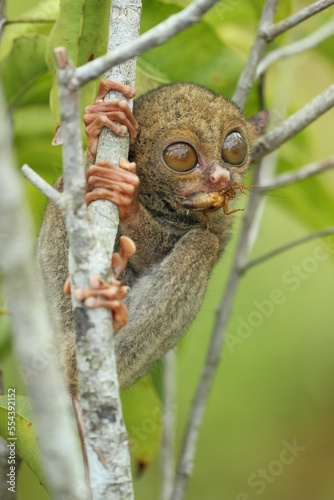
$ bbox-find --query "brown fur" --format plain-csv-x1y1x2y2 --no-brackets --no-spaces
37,83,266,392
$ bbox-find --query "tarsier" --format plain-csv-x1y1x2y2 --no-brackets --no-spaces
37,80,268,396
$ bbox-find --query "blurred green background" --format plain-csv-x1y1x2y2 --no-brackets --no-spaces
1,0,334,499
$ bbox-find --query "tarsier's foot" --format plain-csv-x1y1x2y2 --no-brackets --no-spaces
84,79,140,157
64,236,136,333
86,157,140,221
74,276,129,334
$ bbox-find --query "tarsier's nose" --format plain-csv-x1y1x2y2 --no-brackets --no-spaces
210,164,230,187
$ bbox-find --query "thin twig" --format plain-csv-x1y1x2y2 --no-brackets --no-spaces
243,226,334,273
245,154,279,259
262,0,334,42
257,17,334,77
161,352,176,500
259,157,334,189
21,164,65,209
232,0,278,109
75,0,219,86
253,83,334,160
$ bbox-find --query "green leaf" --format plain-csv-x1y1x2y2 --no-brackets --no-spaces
0,35,48,109
121,377,162,467
46,0,110,126
0,0,58,60
0,395,46,489
140,0,243,97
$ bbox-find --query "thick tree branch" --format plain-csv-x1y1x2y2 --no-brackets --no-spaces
75,0,220,86
256,17,334,77
81,1,142,495
0,85,88,500
253,83,334,160
261,0,334,42
54,41,134,498
232,0,278,109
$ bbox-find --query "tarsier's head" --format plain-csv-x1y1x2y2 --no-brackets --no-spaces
131,83,268,227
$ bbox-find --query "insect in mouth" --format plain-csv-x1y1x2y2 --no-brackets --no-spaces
180,182,251,216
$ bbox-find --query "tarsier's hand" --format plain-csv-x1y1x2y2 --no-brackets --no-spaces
86,157,140,221
84,79,140,157
64,236,136,334
84,79,141,221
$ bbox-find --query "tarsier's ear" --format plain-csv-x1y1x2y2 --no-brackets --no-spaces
249,109,270,135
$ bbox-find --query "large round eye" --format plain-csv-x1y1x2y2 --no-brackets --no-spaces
221,131,248,165
163,142,198,172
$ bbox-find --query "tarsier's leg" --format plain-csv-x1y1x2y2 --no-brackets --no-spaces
84,79,140,156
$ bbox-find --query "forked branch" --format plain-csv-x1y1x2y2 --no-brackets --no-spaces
261,0,334,41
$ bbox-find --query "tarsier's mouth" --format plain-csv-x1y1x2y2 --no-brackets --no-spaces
179,182,250,216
